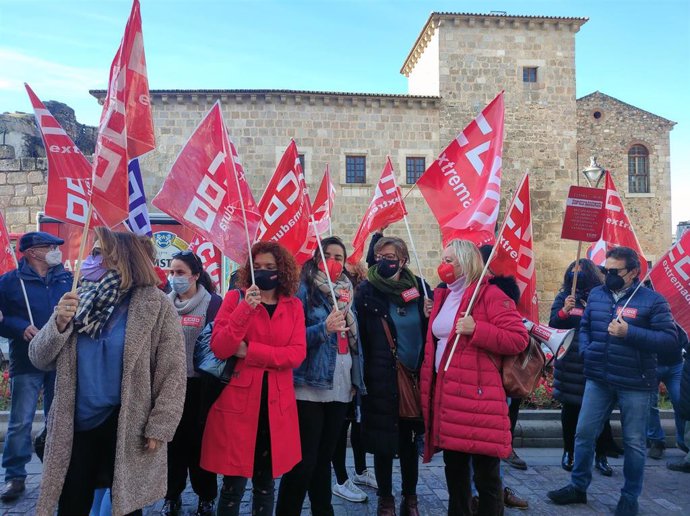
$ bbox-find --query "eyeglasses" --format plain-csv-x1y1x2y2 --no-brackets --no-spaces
604,267,628,276
375,253,399,262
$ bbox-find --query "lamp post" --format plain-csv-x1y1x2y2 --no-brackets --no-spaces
581,156,606,188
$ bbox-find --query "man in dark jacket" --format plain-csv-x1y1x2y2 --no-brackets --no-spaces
667,327,690,473
0,232,72,501
548,247,677,516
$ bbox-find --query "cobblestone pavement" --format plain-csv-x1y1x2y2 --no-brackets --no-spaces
1,447,688,515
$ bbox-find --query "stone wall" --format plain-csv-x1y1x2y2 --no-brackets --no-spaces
0,157,48,232
577,91,674,262
429,14,585,309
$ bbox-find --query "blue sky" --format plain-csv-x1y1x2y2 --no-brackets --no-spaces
1,0,688,230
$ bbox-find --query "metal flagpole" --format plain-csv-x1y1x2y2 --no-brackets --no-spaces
402,214,429,299
311,216,339,307
228,140,255,285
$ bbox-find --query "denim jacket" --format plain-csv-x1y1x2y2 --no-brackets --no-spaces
293,281,366,394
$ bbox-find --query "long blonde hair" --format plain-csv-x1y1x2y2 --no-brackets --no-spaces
95,227,160,291
446,239,484,285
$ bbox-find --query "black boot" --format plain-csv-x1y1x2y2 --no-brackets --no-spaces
561,451,574,472
595,454,613,476
161,497,182,516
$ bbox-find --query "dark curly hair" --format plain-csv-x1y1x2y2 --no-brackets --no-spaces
236,241,300,297
560,258,603,295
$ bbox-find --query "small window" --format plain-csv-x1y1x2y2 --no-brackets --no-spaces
298,153,305,172
628,144,650,193
346,156,366,184
406,157,426,184
593,111,602,119
522,67,538,83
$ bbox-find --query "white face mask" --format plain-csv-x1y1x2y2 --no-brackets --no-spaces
45,249,63,267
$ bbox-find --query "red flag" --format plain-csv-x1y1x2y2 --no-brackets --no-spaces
45,173,104,227
256,141,312,258
586,171,648,276
348,157,406,265
25,83,92,181
417,92,504,246
313,165,336,234
91,0,154,227
188,234,222,291
0,212,16,276
489,173,539,322
650,231,690,335
152,102,259,265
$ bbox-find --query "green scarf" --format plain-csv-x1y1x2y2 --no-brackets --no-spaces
367,265,419,306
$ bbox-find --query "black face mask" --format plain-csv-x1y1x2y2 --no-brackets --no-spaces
377,258,400,279
605,273,625,292
254,269,279,291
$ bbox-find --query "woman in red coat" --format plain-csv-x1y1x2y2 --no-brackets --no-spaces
200,242,306,516
420,240,528,516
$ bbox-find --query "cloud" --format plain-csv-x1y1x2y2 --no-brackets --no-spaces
0,48,106,94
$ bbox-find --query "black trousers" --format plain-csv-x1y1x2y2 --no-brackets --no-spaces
508,398,521,436
374,418,419,497
443,450,503,516
276,400,349,516
218,375,274,516
58,409,142,516
332,416,367,484
561,402,615,455
165,378,217,501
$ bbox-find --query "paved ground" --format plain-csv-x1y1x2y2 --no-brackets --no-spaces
1,447,688,515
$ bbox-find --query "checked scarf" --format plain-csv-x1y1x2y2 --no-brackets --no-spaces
74,270,128,338
313,270,359,353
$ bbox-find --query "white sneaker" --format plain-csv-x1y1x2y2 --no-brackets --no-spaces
352,468,378,489
332,478,367,502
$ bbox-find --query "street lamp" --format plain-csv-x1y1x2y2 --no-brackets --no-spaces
581,156,605,187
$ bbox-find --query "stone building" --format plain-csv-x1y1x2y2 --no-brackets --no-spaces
0,12,675,316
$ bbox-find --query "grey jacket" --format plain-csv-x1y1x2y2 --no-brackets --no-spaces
29,286,186,516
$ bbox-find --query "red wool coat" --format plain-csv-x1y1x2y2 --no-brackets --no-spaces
421,278,528,462
200,291,306,478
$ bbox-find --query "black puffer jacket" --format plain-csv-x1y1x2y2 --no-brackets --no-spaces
356,275,430,456
678,327,690,421
550,290,587,405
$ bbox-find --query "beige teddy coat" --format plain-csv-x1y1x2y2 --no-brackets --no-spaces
28,286,186,516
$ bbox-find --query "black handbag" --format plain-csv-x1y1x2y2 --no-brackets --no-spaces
193,290,243,384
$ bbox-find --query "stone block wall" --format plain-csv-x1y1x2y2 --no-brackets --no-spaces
0,157,48,233
577,92,673,262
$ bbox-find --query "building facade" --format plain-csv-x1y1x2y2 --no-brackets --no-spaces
0,12,674,315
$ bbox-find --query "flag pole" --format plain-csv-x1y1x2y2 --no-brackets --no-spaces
571,241,583,297
228,138,255,285
311,216,339,308
443,171,529,372
71,203,94,292
6,237,35,327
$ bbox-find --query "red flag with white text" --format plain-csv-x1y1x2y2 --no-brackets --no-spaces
91,0,154,227
649,231,690,336
0,211,17,275
586,171,648,276
25,83,92,181
256,141,312,259
348,157,406,265
188,234,222,291
488,173,539,322
417,92,504,246
152,102,259,265
313,165,336,235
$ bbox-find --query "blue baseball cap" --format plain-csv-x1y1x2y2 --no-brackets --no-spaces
19,232,65,252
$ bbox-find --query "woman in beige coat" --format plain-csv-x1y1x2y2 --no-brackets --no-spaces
29,227,186,516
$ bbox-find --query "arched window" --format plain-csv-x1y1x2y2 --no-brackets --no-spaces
628,144,649,193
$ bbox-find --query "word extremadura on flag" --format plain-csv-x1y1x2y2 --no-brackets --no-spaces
417,91,504,246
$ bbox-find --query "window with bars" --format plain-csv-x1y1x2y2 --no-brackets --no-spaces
628,144,650,193
298,153,305,172
406,157,426,184
522,67,538,83
345,156,366,184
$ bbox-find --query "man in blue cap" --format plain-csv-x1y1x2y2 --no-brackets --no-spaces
0,231,72,501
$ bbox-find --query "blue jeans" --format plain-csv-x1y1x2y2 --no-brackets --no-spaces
647,363,685,447
571,380,648,502
2,371,56,481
